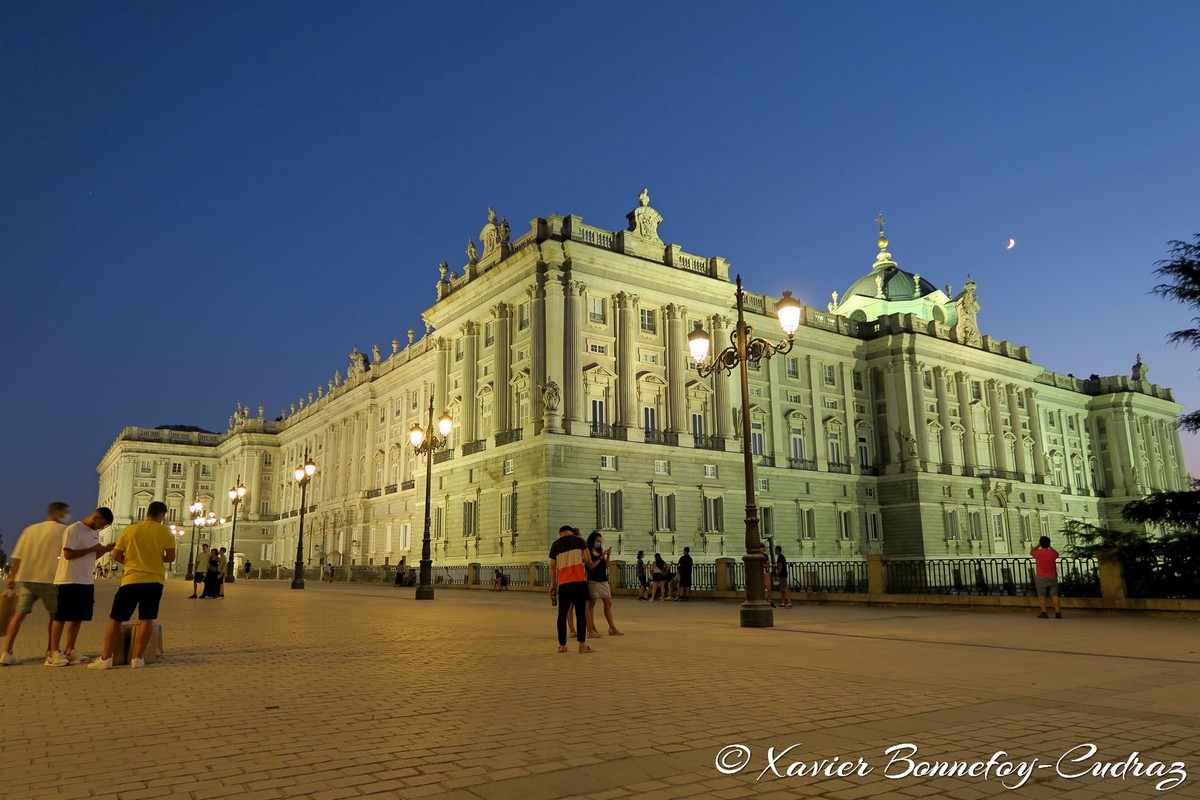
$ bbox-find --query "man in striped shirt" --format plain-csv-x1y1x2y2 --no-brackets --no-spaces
548,525,595,653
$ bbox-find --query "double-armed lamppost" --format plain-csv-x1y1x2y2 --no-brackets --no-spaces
409,396,453,600
226,477,247,582
291,449,317,589
187,502,227,577
687,274,802,628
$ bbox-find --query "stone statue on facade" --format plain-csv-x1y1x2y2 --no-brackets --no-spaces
1131,354,1148,381
540,380,561,413
952,279,982,346
371,343,381,364
626,187,664,242
500,216,511,244
466,239,478,265
828,290,839,312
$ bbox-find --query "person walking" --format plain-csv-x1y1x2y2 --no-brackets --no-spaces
89,501,176,670
2,502,70,665
584,531,622,637
549,524,594,653
773,545,792,608
636,551,649,600
677,547,693,601
189,543,210,599
46,507,115,666
760,545,776,608
1031,535,1063,619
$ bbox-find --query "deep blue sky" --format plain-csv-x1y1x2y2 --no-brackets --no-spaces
3,2,1198,547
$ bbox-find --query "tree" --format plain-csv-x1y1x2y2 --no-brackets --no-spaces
1152,233,1200,432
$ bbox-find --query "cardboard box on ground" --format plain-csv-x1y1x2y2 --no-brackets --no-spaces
112,623,164,666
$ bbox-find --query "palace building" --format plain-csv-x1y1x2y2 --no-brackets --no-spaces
96,192,1190,569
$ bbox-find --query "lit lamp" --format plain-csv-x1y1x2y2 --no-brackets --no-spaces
291,449,317,590
226,477,247,583
687,275,801,628
408,397,453,600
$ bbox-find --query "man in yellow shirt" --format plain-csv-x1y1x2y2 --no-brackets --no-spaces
88,501,175,670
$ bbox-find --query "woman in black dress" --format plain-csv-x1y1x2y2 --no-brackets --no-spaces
201,548,222,598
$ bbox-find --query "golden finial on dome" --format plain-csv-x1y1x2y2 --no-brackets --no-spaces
872,212,895,269
875,213,888,251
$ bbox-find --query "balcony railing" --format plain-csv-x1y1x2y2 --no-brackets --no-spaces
462,439,487,456
643,429,679,446
858,464,881,476
757,455,776,467
827,462,852,474
364,488,382,499
495,429,523,447
693,433,724,451
590,423,627,441
384,484,397,495
433,450,454,464
788,457,817,471
400,479,415,490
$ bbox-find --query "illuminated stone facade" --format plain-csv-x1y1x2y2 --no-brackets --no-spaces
97,194,1190,567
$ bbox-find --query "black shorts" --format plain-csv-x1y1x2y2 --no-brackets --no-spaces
638,575,648,587
110,582,165,622
194,572,205,583
55,584,95,622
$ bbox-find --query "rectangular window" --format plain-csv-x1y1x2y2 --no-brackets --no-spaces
503,459,514,476
260,501,270,516
170,462,182,476
787,392,802,402
760,505,774,536
600,455,618,471
756,478,769,492
640,352,659,364
1047,412,1057,429
201,464,212,477
653,492,675,532
138,460,152,475
598,488,623,530
462,501,478,537
263,454,273,466
824,365,836,386
703,496,724,533
400,522,412,552
1020,515,1032,540
639,308,656,334
969,512,983,540
750,421,764,456
591,399,607,427
691,413,705,438
790,430,807,462
971,381,982,402
500,492,517,533
703,464,718,479
433,506,444,539
823,397,838,409
992,513,1005,540
654,460,670,476
643,406,658,433
946,510,960,540
1067,416,1076,431
1017,393,1025,409
588,342,608,355
923,371,933,390
167,507,178,521
786,358,799,378
857,436,870,467
838,510,853,540
1040,520,1050,538
455,337,464,361
588,296,607,324
829,433,842,465
136,505,146,521
799,508,815,539
853,371,864,391
518,302,530,330
866,512,882,541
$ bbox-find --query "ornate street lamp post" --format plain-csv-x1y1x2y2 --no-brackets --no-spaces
291,449,317,590
687,274,802,628
408,396,453,600
187,501,204,577
226,477,247,583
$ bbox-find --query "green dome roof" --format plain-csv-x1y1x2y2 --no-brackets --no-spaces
844,265,938,302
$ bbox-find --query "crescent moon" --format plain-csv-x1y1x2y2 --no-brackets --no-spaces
1006,238,1016,250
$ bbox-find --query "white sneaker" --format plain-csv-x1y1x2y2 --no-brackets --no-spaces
44,651,70,667
130,658,146,669
0,651,18,666
86,656,114,671
63,651,87,664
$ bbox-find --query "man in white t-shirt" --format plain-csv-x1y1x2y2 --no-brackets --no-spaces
2,502,70,665
45,507,114,667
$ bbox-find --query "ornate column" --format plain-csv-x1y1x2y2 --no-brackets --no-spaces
1006,384,1027,479
544,270,566,431
491,303,511,436
529,283,547,426
119,458,136,519
666,303,686,434
808,355,830,469
934,367,954,472
713,315,733,441
955,373,979,473
564,281,585,428
462,322,479,444
986,379,1009,474
1024,388,1049,479
905,361,928,469
615,291,639,430
248,450,263,520
154,457,168,501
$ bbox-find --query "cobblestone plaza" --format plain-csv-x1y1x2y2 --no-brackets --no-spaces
1,582,1198,799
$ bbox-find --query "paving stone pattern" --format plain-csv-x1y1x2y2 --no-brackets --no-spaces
1,580,1198,799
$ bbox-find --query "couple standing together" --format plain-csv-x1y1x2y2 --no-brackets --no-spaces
547,525,621,653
